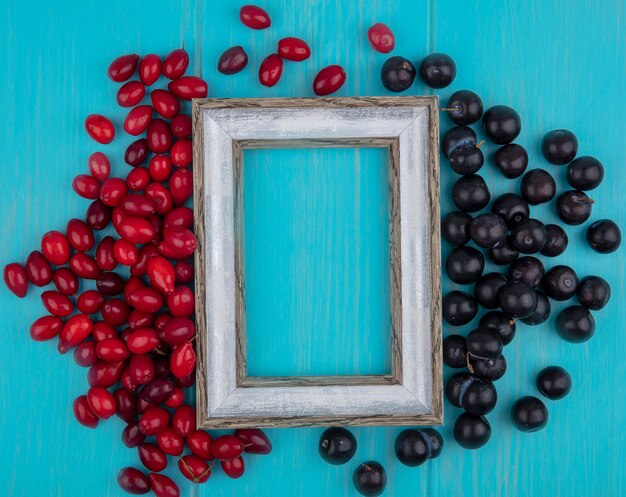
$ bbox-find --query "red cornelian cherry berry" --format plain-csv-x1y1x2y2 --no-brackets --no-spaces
148,154,172,182
217,46,249,74
88,360,125,388
131,244,159,277
114,388,138,423
26,251,53,286
41,231,71,265
85,114,115,144
86,199,112,230
122,422,146,447
108,54,139,82
124,105,153,136
30,315,63,341
156,427,184,456
77,290,104,314
147,119,173,154
52,268,78,295
164,207,193,229
87,386,117,419
169,169,193,206
101,298,131,326
92,321,116,341
145,183,174,215
127,309,154,329
121,194,156,217
117,467,150,495
172,404,196,436
139,54,162,86
69,253,101,279
41,291,73,317
129,354,155,384
173,261,193,284
162,227,197,259
125,139,149,167
154,312,172,332
240,4,271,29
221,457,245,479
259,54,283,87
367,22,395,53
187,430,213,459
170,114,192,138
167,286,194,317
124,276,146,302
116,81,146,108
128,287,164,313
174,371,195,388
96,237,117,271
88,152,111,181
59,313,93,351
170,341,196,378
151,89,180,119
74,341,98,367
313,65,346,95
97,272,125,296
234,428,273,454
160,317,195,346
138,442,168,472
119,217,157,244
168,76,208,100
178,455,211,483
139,407,170,436
164,387,184,408
73,395,99,429
278,37,311,61
149,473,180,497
211,434,245,461
170,139,192,168
147,256,175,295
113,239,138,266
127,328,160,354
73,174,101,199
162,49,189,80
96,337,130,362
66,218,95,252
126,167,151,191
4,263,28,298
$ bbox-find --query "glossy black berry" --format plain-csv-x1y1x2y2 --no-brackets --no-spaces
442,126,477,158
488,237,519,266
499,281,538,318
466,328,503,360
543,265,578,301
452,174,491,212
443,334,468,368
586,219,621,253
420,428,444,458
442,291,478,326
445,372,497,415
542,129,578,165
353,461,386,497
419,52,456,88
441,211,472,246
453,413,491,449
507,256,544,288
520,291,551,326
566,156,604,190
511,396,548,432
482,105,521,145
468,354,506,381
491,193,529,229
536,366,572,400
510,218,548,254
381,56,416,92
520,169,556,205
446,246,485,284
474,272,508,309
556,305,596,343
577,276,611,310
449,145,484,175
556,190,593,225
493,143,528,178
318,427,357,465
540,224,568,257
394,429,429,467
469,214,507,249
479,311,516,346
446,90,483,125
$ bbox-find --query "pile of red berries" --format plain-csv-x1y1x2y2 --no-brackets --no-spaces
3,46,272,496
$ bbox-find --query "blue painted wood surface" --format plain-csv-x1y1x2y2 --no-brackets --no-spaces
1,0,625,496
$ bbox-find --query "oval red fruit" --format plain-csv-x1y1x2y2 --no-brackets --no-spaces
217,46,248,74
138,443,168,472
170,114,192,138
149,473,180,497
178,455,211,483
151,90,180,119
108,54,139,82
221,457,245,479
52,268,78,295
313,65,346,95
85,114,115,144
168,76,208,100
171,404,196,436
88,152,111,181
259,54,283,87
367,23,395,53
170,341,196,378
138,407,170,436
26,251,53,286
116,81,146,107
139,54,162,86
147,256,175,295
117,467,150,495
66,218,95,252
41,231,71,265
211,434,244,461
41,291,73,317
146,119,173,154
86,199,112,230
87,386,117,419
156,427,184,456
30,315,63,341
125,139,149,167
72,174,101,199
73,395,99,429
162,49,189,80
240,5,271,29
4,263,28,298
278,37,311,61
187,430,213,459
235,428,273,454
124,105,153,136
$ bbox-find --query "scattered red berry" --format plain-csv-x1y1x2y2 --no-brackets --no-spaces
108,54,139,82
162,49,189,80
218,46,249,74
239,5,271,29
367,23,395,53
117,467,150,495
313,65,347,95
3,263,28,298
259,54,283,87
85,114,115,144
139,54,162,86
278,37,311,61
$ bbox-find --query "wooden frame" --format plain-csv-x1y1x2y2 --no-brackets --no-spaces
192,96,442,428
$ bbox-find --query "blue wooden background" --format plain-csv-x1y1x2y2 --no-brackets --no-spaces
1,0,625,496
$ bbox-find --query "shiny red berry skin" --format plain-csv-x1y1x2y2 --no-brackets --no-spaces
41,231,71,265
30,315,63,341
163,49,189,80
187,430,213,459
86,199,112,230
87,386,117,419
77,290,104,314
26,251,53,286
173,261,193,284
139,406,170,436
163,207,193,229
240,5,271,29
97,271,125,296
164,387,184,408
96,337,130,362
234,428,273,454
146,119,173,154
161,227,197,259
160,317,195,346
367,23,395,53
101,298,131,326
117,81,146,108
167,286,194,317
4,263,28,298
114,388,137,423
41,291,73,317
149,473,180,497
66,218,95,252
138,442,168,472
88,152,112,181
178,455,211,483
217,46,249,74
147,256,175,295
124,105,153,136
113,239,138,266
170,139,192,168
131,244,160,277
170,341,196,378
129,354,155,384
52,268,78,295
151,89,180,119
88,360,125,388
221,457,245,479
128,287,163,313
168,76,208,100
108,54,139,82
127,328,159,354
313,65,346,95
121,194,155,217
169,169,193,206
259,54,283,87
170,115,192,138
92,321,116,341
73,341,98,367
156,427,184,456
117,467,150,495
139,54,162,86
125,167,151,191
69,253,101,279
278,37,311,61
59,313,93,352
118,217,157,244
125,139,149,167
148,155,171,182
145,183,174,216
171,404,196,436
73,174,101,199
122,422,146,447
85,114,115,144
211,435,244,461
73,395,99,429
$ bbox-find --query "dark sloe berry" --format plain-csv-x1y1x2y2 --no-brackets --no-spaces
452,174,490,212
468,354,506,382
442,126,477,158
466,328,503,360
381,56,416,92
586,219,621,253
491,193,529,229
540,224,568,257
394,430,430,467
479,311,516,345
442,291,478,326
556,190,593,225
494,143,528,178
474,272,507,309
319,427,357,465
446,246,485,284
520,290,551,325
489,237,519,266
508,256,544,288
453,413,491,449
446,90,483,125
353,461,386,497
520,169,556,205
577,276,611,310
556,305,596,343
441,211,472,246
469,213,507,249
566,156,604,190
536,366,572,400
445,372,497,415
499,281,538,318
449,145,484,175
543,265,578,301
420,428,443,458
419,53,456,88
442,334,468,368
511,396,548,432
482,105,521,144
542,129,578,165
510,218,548,254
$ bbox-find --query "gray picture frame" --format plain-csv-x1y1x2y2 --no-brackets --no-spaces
192,96,442,429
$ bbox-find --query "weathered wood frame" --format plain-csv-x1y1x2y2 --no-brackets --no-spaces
192,96,442,429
